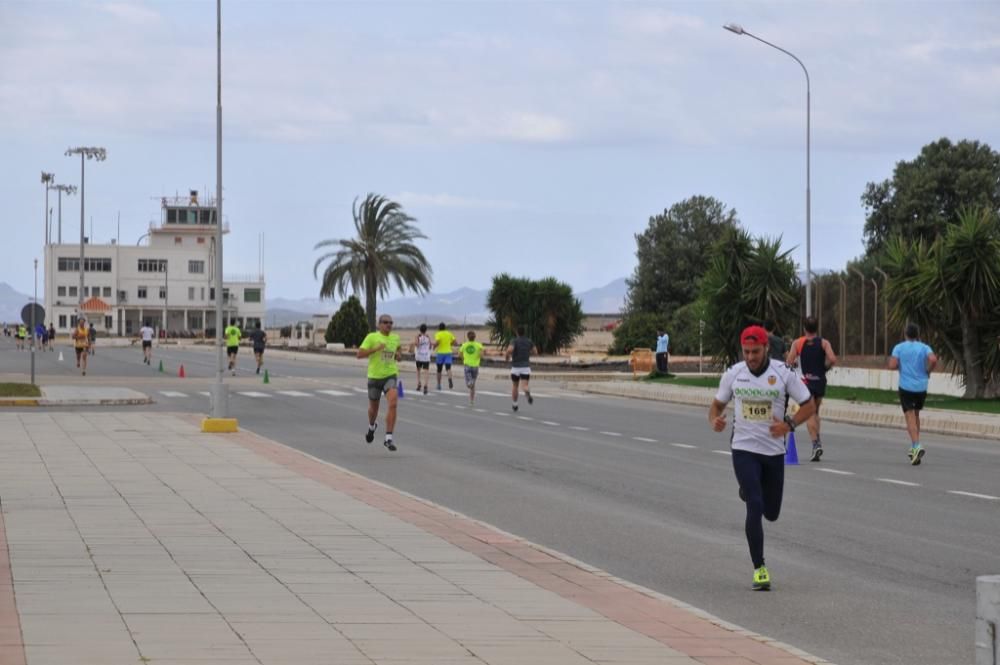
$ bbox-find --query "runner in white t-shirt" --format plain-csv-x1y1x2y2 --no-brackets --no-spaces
412,323,432,395
138,324,155,365
708,325,815,591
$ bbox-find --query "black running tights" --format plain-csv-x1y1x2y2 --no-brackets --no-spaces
732,449,785,568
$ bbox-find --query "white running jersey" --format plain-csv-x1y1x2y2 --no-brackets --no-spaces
715,359,812,456
140,326,154,342
415,334,432,362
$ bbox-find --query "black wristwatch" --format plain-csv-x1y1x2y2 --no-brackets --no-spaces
783,415,797,432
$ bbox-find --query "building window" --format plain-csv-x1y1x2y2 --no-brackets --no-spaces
58,258,79,271
188,260,205,274
188,286,195,301
104,316,112,329
137,286,147,299
159,287,167,299
174,237,183,245
103,287,112,297
58,315,67,328
57,286,66,297
189,313,203,329
70,315,78,328
137,259,167,273
210,287,215,301
197,237,206,244
68,286,78,297
199,209,215,224
83,258,112,272
243,288,261,303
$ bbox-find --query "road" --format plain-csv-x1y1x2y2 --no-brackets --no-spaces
3,338,997,665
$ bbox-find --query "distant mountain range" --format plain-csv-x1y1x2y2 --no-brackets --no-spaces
266,278,628,326
0,283,33,324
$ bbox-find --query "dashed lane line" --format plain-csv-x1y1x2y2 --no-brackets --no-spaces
277,390,313,397
317,389,352,397
671,443,696,449
816,468,855,476
599,431,622,437
158,391,187,398
494,412,511,417
517,416,534,421
239,392,272,398
948,490,1000,501
569,426,589,431
633,437,658,443
876,478,921,487
712,450,731,456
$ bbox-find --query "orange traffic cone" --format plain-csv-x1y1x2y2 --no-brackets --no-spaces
178,364,186,378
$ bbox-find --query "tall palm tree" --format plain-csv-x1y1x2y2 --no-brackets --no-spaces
314,194,433,330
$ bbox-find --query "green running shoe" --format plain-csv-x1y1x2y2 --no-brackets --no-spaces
910,445,925,466
752,566,771,591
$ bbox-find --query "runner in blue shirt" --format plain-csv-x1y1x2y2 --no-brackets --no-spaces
888,323,937,465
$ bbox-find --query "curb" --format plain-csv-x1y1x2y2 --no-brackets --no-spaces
571,381,1000,441
0,399,39,407
33,397,154,407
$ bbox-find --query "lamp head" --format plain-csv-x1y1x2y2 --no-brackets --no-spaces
41,171,54,184
65,146,108,161
723,23,745,35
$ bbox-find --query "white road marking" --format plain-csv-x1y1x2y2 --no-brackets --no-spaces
817,468,854,476
351,387,367,393
671,443,696,449
158,391,187,398
633,437,658,443
517,416,534,421
455,405,467,410
239,391,271,398
479,390,512,397
277,391,312,397
494,412,510,417
474,408,487,413
541,421,560,426
948,490,1000,501
569,426,589,431
712,450,731,456
317,389,352,397
876,478,920,487
599,431,622,437
435,402,448,406
198,391,211,397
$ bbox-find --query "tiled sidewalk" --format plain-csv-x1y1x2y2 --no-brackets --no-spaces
0,412,831,665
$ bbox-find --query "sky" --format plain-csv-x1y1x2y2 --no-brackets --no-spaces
2,0,998,301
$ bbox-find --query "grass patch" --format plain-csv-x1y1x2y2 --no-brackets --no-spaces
645,374,1000,414
0,383,41,398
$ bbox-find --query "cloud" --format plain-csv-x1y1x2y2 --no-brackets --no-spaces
613,8,704,36
97,1,161,25
394,192,518,210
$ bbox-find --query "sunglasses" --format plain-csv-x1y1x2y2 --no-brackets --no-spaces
379,320,394,325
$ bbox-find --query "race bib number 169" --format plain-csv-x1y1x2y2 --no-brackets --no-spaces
741,400,772,422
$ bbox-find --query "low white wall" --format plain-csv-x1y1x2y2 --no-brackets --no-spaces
826,366,964,397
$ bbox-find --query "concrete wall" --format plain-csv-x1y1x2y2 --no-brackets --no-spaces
826,366,964,397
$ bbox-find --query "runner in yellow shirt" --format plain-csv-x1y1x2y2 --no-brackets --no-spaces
224,323,241,376
433,322,457,390
357,315,402,451
459,331,484,405
72,317,90,375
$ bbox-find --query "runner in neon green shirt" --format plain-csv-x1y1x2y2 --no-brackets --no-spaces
459,331,484,405
224,323,241,375
357,315,402,451
433,322,457,390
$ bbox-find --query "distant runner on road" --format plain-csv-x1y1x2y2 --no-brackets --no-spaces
786,316,837,462
72,317,90,376
248,322,267,375
138,323,155,365
434,322,457,390
459,331,484,405
708,325,815,591
357,315,402,452
505,325,535,412
412,323,432,395
224,322,242,376
888,323,937,466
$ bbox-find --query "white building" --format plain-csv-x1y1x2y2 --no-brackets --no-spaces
44,191,265,336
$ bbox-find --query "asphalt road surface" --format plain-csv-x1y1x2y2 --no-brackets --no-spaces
3,339,998,665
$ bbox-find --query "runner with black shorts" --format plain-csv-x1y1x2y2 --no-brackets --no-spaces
786,316,837,461
709,325,815,590
138,323,155,365
224,323,241,376
505,325,535,412
412,324,432,394
889,323,937,465
248,322,267,375
358,315,402,451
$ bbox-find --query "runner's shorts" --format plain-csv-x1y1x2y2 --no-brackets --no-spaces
142,340,152,349
415,360,430,370
253,346,265,356
464,366,479,387
367,376,398,401
898,389,927,413
74,347,86,359
510,366,531,383
805,378,827,399
436,353,453,368
227,345,239,357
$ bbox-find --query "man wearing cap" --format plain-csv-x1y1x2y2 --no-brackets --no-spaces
708,325,815,590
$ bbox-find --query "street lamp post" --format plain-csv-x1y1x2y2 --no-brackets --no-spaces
65,147,107,319
41,172,54,246
31,259,38,385
211,0,229,418
723,23,812,316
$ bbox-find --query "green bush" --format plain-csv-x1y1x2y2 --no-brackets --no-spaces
609,312,669,355
325,296,368,347
486,274,584,354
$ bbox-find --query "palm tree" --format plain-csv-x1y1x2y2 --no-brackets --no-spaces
314,194,432,330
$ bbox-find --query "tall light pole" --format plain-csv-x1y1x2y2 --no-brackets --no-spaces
65,147,107,318
211,0,229,419
41,172,54,246
874,267,888,356
723,23,812,316
52,184,77,244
